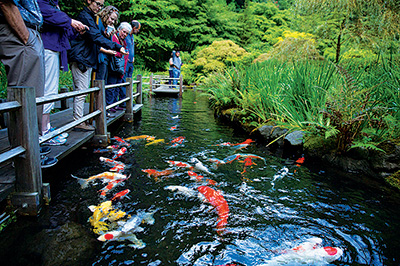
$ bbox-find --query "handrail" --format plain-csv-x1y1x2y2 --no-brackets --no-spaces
0,101,22,114
36,87,100,105
0,146,26,164
38,110,101,144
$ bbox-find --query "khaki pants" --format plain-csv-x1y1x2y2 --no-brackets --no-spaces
70,62,92,121
0,24,45,131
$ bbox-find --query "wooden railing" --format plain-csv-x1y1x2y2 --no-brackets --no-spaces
0,75,143,216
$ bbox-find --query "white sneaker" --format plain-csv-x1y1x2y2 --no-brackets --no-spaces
42,136,67,146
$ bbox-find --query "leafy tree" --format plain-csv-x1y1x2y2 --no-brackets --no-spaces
293,0,400,63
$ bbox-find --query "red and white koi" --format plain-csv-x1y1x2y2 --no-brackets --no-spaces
169,125,177,131
187,170,204,181
167,160,193,170
111,189,130,201
197,186,229,231
112,147,127,160
171,136,185,144
111,136,131,147
99,157,125,168
261,237,343,265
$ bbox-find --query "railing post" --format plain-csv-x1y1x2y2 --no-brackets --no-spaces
7,86,42,216
124,78,133,122
92,80,108,147
60,86,69,110
149,73,153,94
136,74,142,105
179,75,183,98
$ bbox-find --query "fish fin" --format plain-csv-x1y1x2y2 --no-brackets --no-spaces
71,174,89,189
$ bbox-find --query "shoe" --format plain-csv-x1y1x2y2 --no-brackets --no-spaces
41,155,58,168
49,127,69,139
40,146,51,155
107,112,115,118
115,106,124,111
75,122,95,131
109,108,117,113
43,136,67,146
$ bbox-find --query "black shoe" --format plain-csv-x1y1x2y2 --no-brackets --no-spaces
40,146,51,155
41,155,58,168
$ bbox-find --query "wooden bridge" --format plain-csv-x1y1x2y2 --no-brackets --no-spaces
0,76,143,216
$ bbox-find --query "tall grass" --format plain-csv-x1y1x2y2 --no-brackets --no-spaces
201,59,400,154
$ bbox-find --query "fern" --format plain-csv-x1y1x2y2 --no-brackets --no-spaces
349,141,385,153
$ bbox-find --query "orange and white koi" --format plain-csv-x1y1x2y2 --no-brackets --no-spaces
235,153,266,164
111,189,130,201
99,157,125,168
112,136,131,147
112,147,127,160
110,164,125,173
167,160,193,170
197,186,229,231
107,144,120,150
98,178,126,197
72,172,127,188
169,125,177,131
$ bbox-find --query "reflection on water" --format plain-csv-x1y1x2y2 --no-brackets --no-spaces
4,91,400,265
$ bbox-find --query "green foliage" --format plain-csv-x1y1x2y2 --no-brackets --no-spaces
0,62,7,99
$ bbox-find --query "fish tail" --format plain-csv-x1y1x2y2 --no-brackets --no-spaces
71,174,89,189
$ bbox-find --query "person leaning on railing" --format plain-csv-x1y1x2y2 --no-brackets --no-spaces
0,0,58,168
67,0,127,131
38,0,88,145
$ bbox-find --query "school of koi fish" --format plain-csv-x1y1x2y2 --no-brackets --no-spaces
72,116,343,265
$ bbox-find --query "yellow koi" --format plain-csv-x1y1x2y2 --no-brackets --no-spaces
145,139,165,146
125,135,155,141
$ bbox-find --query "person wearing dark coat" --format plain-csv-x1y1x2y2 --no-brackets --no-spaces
38,0,87,144
68,0,127,131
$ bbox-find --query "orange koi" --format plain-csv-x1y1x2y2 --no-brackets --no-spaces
295,156,305,164
171,136,185,144
206,179,218,186
111,189,130,201
142,168,174,178
112,147,127,160
197,186,229,231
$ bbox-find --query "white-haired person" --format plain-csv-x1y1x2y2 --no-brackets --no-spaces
106,22,132,109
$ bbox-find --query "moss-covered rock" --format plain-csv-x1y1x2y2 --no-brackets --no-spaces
385,171,400,192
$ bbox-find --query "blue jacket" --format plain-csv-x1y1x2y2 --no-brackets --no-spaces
37,0,74,71
68,6,122,70
125,34,134,63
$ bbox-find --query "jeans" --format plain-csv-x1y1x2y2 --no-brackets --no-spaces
172,68,180,86
96,56,109,82
106,73,124,106
124,61,134,79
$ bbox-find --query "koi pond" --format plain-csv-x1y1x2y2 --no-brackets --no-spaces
1,90,400,266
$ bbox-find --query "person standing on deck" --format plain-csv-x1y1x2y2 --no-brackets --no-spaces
68,0,127,131
169,50,182,88
38,0,88,145
124,20,140,81
0,0,57,167
106,22,131,110
117,20,140,109
95,5,119,83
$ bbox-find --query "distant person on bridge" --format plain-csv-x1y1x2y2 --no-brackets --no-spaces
68,0,127,131
169,50,182,88
38,0,88,145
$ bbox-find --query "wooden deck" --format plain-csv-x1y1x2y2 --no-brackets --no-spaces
152,85,181,96
0,102,142,202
